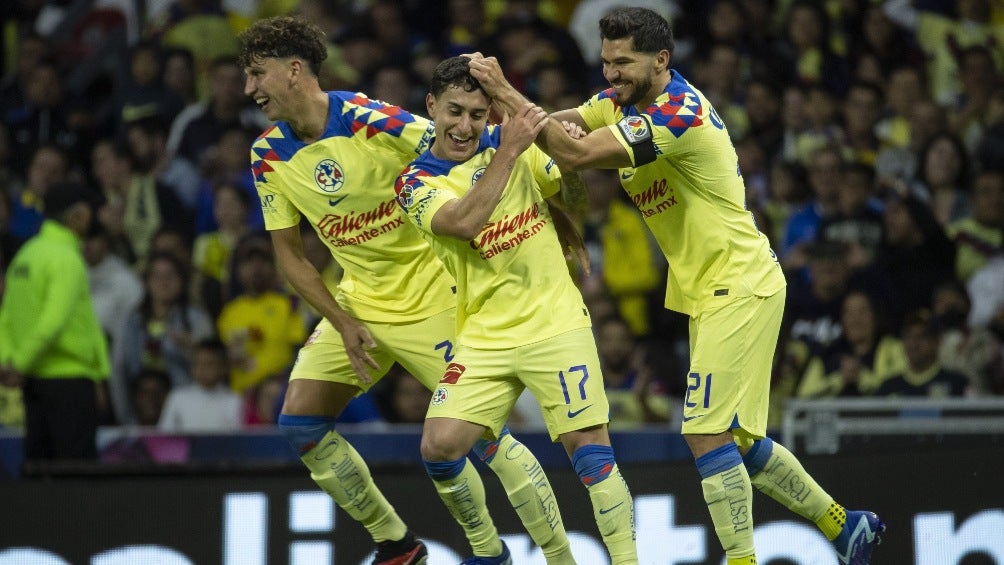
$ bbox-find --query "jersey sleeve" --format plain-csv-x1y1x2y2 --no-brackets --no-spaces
576,90,615,132
394,166,456,235
250,137,302,231
526,144,562,199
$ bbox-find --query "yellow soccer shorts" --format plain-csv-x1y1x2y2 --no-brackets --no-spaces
424,327,610,442
289,308,457,392
681,289,785,439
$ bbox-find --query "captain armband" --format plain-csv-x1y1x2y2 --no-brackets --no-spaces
615,115,657,166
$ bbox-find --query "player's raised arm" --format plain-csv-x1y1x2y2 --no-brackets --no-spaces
429,102,548,240
469,55,632,172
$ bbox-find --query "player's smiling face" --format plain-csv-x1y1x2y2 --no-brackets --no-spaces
243,56,290,121
426,85,490,162
600,37,668,109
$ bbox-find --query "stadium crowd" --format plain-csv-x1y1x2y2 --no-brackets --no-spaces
0,0,1001,438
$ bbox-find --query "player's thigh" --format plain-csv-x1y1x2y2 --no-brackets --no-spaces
519,328,610,442
425,346,523,440
288,319,397,403
682,290,785,438
381,308,458,391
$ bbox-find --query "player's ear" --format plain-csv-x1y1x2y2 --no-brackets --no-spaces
655,49,671,72
426,92,436,117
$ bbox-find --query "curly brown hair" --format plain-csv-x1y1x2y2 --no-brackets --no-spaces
237,16,328,76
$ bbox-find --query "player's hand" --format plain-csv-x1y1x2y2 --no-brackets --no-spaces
561,120,586,139
500,102,548,155
334,314,379,385
467,56,507,97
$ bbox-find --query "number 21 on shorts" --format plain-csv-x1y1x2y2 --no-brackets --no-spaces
685,372,712,409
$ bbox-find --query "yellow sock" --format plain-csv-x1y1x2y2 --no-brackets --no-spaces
743,438,838,537
727,557,757,565
429,458,503,557
484,433,574,564
816,502,847,540
585,465,638,565
301,429,406,543
698,444,755,560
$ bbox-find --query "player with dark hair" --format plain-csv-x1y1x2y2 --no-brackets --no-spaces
469,6,884,565
396,55,637,565
239,16,574,565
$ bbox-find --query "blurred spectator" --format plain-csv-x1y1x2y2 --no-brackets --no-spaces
243,373,285,426
129,369,171,427
125,114,201,210
0,182,109,460
579,169,662,336
882,0,1004,107
367,64,424,111
442,0,489,58
5,57,80,176
762,160,811,249
158,338,242,432
195,127,262,234
365,0,432,65
84,223,144,349
974,87,1004,173
875,97,947,193
782,240,853,353
162,47,198,107
772,1,850,96
8,144,71,240
950,45,1000,153
877,66,926,150
817,162,885,271
111,251,214,424
839,81,884,166
165,56,268,166
874,187,957,326
595,315,671,428
154,1,240,87
792,85,843,165
0,31,48,124
932,280,1001,395
852,4,924,76
781,144,843,271
947,169,1003,281
694,42,748,140
742,77,784,162
192,181,250,317
89,137,135,262
874,309,970,397
113,40,185,134
217,233,306,394
795,290,905,398
911,131,971,227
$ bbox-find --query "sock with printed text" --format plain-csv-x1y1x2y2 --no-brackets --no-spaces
696,443,757,562
475,428,574,564
424,456,504,558
741,437,843,539
572,444,638,565
278,414,407,543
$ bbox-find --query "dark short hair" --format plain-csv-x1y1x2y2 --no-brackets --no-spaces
429,56,483,98
238,16,328,76
599,7,675,58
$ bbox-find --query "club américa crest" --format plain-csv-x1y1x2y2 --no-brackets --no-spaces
472,167,486,186
315,159,345,193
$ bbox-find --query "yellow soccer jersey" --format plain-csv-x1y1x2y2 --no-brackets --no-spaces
217,290,307,393
395,125,592,349
577,70,786,316
251,92,455,323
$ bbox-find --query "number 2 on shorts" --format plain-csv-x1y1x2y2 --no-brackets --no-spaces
558,365,589,404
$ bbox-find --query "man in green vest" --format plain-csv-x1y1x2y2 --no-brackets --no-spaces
0,182,109,461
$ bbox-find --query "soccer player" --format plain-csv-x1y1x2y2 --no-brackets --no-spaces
238,17,574,565
395,56,638,565
467,7,885,565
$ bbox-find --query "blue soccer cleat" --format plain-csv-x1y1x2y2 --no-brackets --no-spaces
833,510,886,565
460,540,512,565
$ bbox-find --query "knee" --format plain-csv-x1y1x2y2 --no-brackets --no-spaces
420,431,466,462
277,414,336,457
